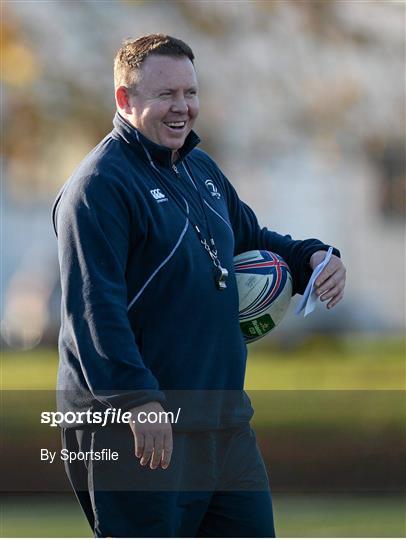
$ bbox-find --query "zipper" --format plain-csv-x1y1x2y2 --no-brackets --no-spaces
172,164,181,178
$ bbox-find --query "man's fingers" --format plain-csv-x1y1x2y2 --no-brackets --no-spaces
161,430,173,470
320,282,344,302
315,258,346,290
315,268,334,288
134,432,145,458
129,403,173,469
327,291,344,309
316,275,338,297
140,433,154,466
150,434,164,470
314,257,346,308
316,268,345,296
314,260,340,288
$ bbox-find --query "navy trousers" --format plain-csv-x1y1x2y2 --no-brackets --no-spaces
62,424,275,537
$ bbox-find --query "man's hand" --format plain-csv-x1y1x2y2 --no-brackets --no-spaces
310,251,346,310
129,401,173,470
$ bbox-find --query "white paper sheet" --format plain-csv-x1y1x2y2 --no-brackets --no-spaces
295,246,333,317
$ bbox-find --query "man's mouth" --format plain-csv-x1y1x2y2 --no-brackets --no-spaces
163,121,187,131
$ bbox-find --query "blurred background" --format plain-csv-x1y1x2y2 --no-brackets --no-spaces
1,0,405,537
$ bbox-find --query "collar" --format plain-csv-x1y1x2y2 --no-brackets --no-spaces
112,112,201,168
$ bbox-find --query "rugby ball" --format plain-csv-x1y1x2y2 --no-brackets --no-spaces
234,250,292,343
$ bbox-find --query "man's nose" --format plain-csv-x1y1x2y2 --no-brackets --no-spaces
171,94,188,114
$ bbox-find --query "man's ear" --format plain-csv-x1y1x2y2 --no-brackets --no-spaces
115,86,133,114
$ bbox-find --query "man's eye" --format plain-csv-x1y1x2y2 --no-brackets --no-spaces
160,92,171,97
188,90,197,95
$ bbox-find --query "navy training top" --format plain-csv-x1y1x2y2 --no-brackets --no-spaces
52,112,339,429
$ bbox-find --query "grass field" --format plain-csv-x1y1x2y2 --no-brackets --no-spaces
245,335,405,390
1,493,405,537
2,335,405,391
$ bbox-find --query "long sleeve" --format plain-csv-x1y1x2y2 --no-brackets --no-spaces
53,172,165,409
223,176,340,295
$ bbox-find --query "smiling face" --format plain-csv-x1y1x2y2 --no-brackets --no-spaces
124,55,199,151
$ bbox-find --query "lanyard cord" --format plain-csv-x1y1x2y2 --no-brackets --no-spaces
134,131,228,289
180,159,224,271
181,159,215,242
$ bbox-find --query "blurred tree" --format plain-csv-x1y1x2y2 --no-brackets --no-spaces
1,8,40,87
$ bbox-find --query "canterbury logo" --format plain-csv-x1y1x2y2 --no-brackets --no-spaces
205,179,221,199
150,188,168,203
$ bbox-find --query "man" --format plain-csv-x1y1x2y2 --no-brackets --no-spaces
53,34,346,537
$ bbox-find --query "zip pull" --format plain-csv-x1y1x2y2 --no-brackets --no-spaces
172,164,180,178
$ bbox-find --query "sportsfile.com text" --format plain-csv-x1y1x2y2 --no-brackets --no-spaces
41,407,181,427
